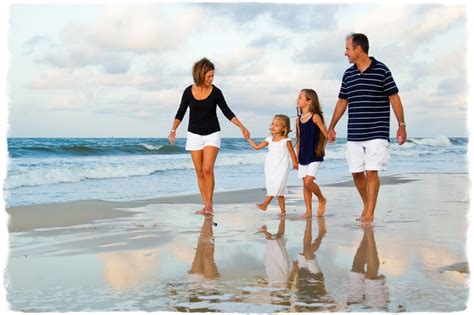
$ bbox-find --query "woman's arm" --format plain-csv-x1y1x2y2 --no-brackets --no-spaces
287,140,298,169
216,89,250,139
169,89,189,144
168,119,182,144
231,117,250,139
312,114,328,138
247,138,268,150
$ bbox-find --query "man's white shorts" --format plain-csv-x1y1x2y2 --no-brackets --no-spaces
185,131,221,151
297,161,321,179
346,139,390,173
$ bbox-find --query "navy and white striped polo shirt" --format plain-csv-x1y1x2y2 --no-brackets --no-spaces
338,57,399,142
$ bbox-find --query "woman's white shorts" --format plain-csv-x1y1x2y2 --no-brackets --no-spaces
185,131,221,151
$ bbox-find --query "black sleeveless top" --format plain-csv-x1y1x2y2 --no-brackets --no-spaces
298,114,324,165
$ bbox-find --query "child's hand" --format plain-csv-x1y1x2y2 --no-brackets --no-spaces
293,162,298,170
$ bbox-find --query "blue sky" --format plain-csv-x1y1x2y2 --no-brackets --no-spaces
5,1,469,138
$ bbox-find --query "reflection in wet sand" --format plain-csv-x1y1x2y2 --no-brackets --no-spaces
347,225,389,311
288,217,336,312
98,249,160,292
175,215,221,312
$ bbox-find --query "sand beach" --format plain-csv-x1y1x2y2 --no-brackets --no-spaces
5,172,469,312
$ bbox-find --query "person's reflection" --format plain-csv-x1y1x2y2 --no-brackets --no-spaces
288,217,335,311
256,218,290,287
347,225,389,310
187,215,220,293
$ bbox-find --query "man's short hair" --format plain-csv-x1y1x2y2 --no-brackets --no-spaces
347,33,369,54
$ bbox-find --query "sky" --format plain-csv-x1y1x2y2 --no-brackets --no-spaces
4,1,469,138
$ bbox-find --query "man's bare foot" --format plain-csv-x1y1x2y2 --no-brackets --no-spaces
300,212,312,218
256,203,268,211
360,215,374,222
316,197,327,217
278,212,287,217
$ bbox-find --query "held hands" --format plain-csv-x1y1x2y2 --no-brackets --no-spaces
168,130,176,145
241,127,250,139
327,129,336,142
293,162,298,170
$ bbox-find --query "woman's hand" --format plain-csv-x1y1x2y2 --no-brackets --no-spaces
241,127,250,139
168,130,176,144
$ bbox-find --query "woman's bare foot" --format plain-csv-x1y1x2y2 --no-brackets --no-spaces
278,212,287,217
256,203,268,211
316,197,327,217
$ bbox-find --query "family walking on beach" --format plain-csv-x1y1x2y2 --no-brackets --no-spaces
168,33,407,223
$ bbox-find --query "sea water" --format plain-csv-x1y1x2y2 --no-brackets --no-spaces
4,136,468,207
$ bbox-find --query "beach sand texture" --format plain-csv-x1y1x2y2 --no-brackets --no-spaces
5,173,469,312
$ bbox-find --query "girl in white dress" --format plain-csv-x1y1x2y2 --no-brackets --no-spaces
247,115,298,215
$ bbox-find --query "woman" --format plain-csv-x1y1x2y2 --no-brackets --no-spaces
168,58,250,215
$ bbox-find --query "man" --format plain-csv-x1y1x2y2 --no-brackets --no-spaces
327,33,407,223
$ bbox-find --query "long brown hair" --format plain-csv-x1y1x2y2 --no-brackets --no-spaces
299,89,327,157
273,114,292,138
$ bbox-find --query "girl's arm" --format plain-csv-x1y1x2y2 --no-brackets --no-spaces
295,117,300,156
286,140,298,169
247,138,268,150
312,114,328,138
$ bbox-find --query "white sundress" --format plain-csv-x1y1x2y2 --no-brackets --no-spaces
264,136,291,196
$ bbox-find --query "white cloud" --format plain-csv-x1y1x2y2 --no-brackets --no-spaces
90,4,203,53
48,95,85,111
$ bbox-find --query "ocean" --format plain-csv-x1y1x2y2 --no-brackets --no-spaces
4,136,468,207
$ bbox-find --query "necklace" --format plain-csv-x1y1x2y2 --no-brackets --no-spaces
300,112,311,119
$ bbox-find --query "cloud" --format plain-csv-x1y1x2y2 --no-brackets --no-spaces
22,35,52,55
294,30,347,64
89,4,203,53
437,77,466,97
36,45,132,74
203,3,339,31
47,95,85,111
403,5,466,43
249,34,287,48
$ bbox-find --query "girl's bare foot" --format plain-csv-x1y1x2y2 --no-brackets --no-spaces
256,203,268,211
300,212,312,218
195,207,206,215
204,205,214,216
316,197,327,217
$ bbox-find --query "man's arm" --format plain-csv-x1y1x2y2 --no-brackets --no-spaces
389,93,407,145
327,98,348,142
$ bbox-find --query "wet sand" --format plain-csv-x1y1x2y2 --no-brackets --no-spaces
5,173,470,312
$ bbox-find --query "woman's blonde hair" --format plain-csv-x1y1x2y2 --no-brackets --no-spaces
273,114,292,138
192,58,214,86
298,89,327,157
